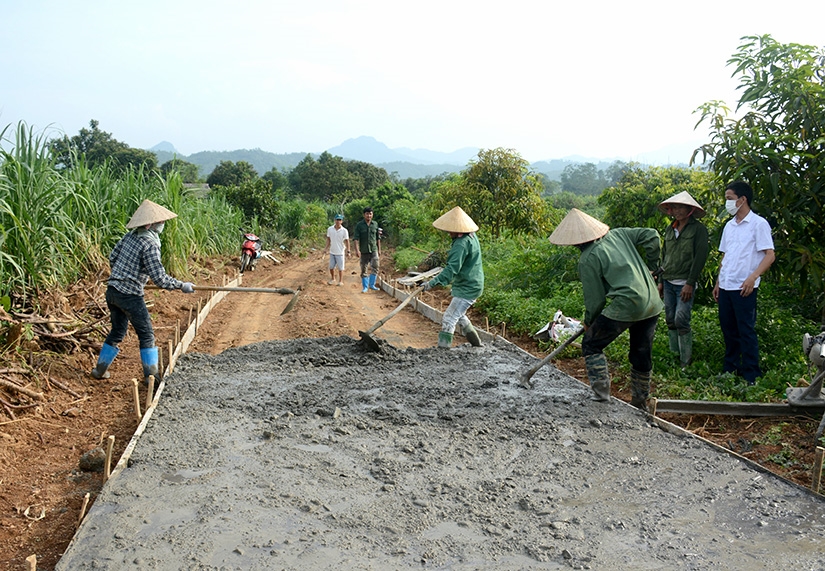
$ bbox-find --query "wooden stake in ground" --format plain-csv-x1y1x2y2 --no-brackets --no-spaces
77,492,90,527
145,376,155,410
104,434,115,482
812,446,824,494
132,379,141,421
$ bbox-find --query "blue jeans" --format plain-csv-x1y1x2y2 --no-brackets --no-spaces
718,288,761,382
104,286,155,349
582,314,658,373
663,281,694,334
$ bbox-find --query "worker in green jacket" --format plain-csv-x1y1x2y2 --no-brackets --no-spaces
658,191,709,368
422,206,484,348
549,209,663,410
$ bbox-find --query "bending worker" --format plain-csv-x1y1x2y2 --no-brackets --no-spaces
90,200,195,383
422,206,484,348
658,191,709,368
549,209,663,409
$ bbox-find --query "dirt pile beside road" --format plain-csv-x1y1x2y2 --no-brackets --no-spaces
57,337,825,570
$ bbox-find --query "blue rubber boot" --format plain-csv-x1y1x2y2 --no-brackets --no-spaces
361,277,369,293
369,274,380,290
140,346,159,386
90,343,119,379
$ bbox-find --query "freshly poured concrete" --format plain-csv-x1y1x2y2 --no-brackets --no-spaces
58,337,825,570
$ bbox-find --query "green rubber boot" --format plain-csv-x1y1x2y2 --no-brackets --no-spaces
629,368,651,411
463,323,482,347
585,353,611,401
678,331,693,368
438,331,453,348
668,329,679,355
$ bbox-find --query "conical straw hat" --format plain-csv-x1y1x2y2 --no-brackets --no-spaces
432,206,479,233
658,191,706,218
126,200,179,229
548,208,609,245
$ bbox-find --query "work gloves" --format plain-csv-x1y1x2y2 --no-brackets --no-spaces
422,281,432,292
181,282,195,294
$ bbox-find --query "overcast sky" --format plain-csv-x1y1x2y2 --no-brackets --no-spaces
2,0,823,164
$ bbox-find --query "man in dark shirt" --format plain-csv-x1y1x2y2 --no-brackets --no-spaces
351,207,381,293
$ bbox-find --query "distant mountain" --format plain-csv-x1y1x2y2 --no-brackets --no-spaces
147,136,698,182
327,136,478,166
150,141,177,153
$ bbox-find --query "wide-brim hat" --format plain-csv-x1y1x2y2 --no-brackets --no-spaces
432,206,479,233
126,200,178,229
658,191,706,218
548,208,609,245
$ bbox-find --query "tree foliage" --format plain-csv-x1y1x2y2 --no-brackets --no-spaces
693,34,825,301
559,161,631,196
599,165,716,230
427,148,555,239
48,119,156,173
287,152,389,203
160,158,201,183
206,160,258,188
217,178,280,228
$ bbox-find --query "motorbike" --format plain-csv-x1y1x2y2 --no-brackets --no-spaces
239,229,262,273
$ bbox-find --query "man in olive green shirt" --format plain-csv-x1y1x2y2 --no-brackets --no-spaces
351,207,381,293
658,191,709,368
549,209,663,410
423,207,484,348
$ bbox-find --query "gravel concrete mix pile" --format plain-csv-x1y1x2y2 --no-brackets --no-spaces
57,337,825,570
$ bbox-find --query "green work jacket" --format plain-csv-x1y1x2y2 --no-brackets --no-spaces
353,219,380,254
578,228,663,326
661,217,709,287
430,233,484,300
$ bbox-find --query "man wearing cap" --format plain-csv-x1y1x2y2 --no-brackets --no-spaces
90,200,195,384
422,206,484,348
325,214,350,286
352,207,381,293
549,209,663,409
658,191,709,368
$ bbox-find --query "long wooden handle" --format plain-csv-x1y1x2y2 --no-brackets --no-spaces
145,285,295,294
520,327,585,385
365,286,426,335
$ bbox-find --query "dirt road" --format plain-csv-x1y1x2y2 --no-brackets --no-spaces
54,252,825,570
187,251,444,354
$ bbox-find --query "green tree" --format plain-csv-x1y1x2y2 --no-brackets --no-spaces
160,158,201,183
262,167,288,193
599,165,715,230
428,148,554,238
206,160,258,188
693,34,825,302
560,162,608,195
218,178,280,228
48,119,154,172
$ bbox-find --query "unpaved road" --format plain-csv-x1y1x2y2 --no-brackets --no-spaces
55,254,825,570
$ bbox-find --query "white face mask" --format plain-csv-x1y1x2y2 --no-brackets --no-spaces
150,222,165,234
725,199,741,216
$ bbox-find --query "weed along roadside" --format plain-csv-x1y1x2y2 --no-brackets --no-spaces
43,264,825,570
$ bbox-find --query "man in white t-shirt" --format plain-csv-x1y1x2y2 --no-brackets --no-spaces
712,181,775,385
325,214,350,285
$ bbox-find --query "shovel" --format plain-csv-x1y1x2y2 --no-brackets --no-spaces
518,326,584,389
359,285,426,352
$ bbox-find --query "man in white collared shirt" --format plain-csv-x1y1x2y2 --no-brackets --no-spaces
712,181,775,385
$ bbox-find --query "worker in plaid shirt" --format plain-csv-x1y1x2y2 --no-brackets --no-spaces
90,200,195,384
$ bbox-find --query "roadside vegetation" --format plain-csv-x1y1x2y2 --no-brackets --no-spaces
1,33,823,414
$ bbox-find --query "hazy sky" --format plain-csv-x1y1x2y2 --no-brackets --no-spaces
2,0,823,163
